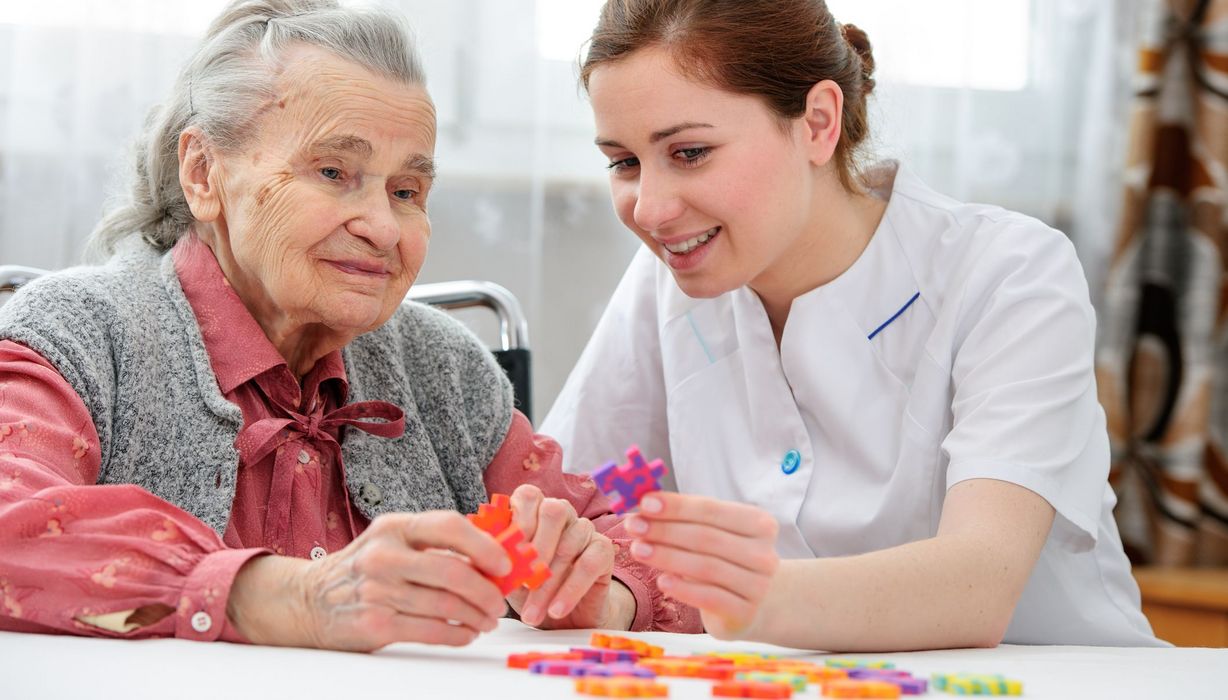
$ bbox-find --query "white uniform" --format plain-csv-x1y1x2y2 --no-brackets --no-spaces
543,163,1160,646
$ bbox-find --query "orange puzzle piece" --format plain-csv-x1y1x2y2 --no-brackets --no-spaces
712,679,793,698
468,494,550,595
574,677,669,697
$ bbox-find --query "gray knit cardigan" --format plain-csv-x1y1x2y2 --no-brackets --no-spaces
0,239,513,533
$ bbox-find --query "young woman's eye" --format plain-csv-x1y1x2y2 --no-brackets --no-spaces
676,147,710,166
320,167,343,180
607,156,640,173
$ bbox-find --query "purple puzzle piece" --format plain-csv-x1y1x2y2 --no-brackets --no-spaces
591,445,668,514
579,662,657,679
571,647,640,663
847,668,927,695
528,659,599,676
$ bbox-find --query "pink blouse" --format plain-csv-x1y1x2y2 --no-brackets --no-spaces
0,235,699,642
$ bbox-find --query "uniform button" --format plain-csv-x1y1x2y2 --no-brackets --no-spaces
360,483,383,506
297,450,311,464
190,611,213,633
310,546,327,561
780,450,801,475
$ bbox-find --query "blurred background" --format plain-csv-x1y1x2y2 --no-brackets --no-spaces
3,0,1228,644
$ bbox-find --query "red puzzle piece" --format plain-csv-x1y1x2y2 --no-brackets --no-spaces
468,493,513,535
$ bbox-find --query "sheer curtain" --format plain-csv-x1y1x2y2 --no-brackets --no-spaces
0,0,1142,418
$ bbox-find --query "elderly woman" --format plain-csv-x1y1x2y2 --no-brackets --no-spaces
0,0,698,650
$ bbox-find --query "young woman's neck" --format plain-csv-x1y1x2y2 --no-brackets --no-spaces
752,173,889,346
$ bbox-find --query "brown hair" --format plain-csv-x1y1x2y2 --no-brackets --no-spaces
580,0,876,192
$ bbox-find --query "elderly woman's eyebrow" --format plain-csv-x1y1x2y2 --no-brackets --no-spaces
306,135,435,178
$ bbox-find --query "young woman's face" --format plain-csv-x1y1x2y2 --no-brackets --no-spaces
589,48,816,299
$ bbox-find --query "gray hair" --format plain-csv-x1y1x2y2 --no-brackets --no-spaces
85,0,426,260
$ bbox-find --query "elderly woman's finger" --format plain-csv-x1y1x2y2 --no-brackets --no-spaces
638,492,780,540
527,497,575,566
508,484,545,541
518,515,595,625
379,511,511,577
389,584,501,633
544,534,614,620
379,614,483,648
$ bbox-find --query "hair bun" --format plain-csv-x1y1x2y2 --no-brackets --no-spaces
840,23,876,94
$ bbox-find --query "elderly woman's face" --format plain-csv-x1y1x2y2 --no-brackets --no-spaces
207,45,436,338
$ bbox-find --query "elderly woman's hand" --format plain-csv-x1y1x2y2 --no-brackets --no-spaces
226,511,511,652
505,484,633,630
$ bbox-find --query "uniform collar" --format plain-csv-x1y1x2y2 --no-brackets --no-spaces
792,161,924,341
172,234,347,396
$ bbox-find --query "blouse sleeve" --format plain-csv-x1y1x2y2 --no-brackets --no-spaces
942,221,1109,552
0,340,266,641
483,410,702,633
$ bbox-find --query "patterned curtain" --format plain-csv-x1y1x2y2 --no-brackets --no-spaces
1097,0,1228,566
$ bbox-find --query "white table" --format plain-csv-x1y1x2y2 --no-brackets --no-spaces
1,620,1222,699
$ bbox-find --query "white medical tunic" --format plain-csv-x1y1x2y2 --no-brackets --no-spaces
543,163,1159,646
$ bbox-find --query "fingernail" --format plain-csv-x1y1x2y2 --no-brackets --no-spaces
630,541,654,558
658,573,675,589
626,517,648,534
548,601,567,618
641,496,663,513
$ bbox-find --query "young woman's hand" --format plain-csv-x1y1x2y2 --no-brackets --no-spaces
505,484,633,630
226,511,511,652
625,492,779,639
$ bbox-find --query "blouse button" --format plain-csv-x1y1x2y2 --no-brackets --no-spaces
360,483,383,506
310,546,327,561
780,450,802,475
297,450,311,464
190,611,213,633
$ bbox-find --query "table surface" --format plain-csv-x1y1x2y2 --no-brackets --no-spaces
2,620,1222,699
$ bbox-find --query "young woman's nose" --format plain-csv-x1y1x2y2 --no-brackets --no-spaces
632,170,686,233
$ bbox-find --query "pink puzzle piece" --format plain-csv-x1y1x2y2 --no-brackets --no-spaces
592,445,668,514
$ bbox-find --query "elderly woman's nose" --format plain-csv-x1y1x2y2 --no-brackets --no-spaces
344,191,402,250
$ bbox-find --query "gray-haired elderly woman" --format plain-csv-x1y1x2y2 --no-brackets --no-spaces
0,0,699,650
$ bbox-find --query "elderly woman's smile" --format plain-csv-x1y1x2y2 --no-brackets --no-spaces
182,45,436,375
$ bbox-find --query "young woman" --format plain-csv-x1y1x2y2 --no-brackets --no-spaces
542,0,1160,650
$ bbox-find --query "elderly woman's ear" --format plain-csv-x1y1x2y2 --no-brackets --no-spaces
178,127,223,224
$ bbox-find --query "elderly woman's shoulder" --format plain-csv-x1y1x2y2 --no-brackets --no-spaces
375,300,492,358
1,239,164,321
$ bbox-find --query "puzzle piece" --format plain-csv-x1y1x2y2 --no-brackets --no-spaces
579,663,657,679
506,651,582,669
589,632,664,658
931,673,1022,695
490,524,550,595
528,659,598,676
825,659,895,670
571,646,641,663
712,679,794,698
591,445,669,514
737,671,808,691
574,677,669,697
847,669,926,695
468,493,512,535
822,680,901,698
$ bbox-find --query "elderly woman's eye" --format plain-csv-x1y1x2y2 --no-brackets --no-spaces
320,167,343,180
393,189,417,201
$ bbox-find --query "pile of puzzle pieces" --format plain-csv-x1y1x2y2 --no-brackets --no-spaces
508,632,1024,697
467,493,550,594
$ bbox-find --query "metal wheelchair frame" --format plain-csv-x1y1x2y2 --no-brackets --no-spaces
0,266,534,421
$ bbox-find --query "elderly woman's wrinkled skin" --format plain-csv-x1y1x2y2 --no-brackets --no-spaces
177,46,632,651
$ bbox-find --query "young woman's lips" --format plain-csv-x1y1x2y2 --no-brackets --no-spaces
659,227,720,271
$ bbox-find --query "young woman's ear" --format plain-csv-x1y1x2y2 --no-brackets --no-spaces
801,79,844,167
178,127,222,223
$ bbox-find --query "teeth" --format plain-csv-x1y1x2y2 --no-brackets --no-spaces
664,227,718,254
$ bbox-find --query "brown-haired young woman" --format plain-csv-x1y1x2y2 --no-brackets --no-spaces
542,0,1161,650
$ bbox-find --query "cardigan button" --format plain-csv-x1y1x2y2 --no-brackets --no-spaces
360,483,383,506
